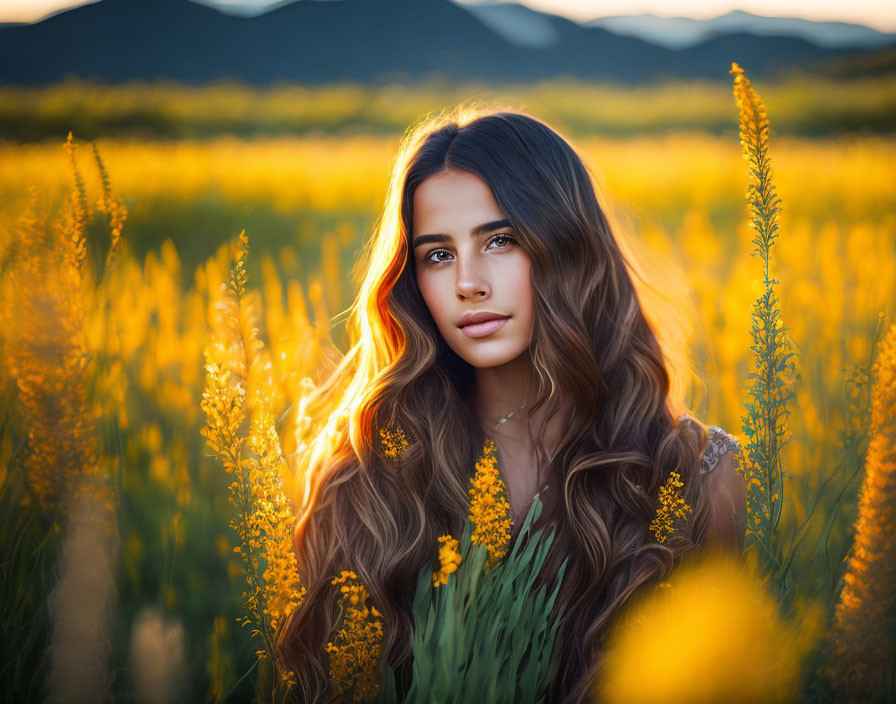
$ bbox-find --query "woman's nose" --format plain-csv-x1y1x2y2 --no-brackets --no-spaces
455,256,490,300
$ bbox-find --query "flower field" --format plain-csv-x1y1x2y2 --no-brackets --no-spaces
1,73,894,702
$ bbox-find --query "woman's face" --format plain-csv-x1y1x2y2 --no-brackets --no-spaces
411,168,535,369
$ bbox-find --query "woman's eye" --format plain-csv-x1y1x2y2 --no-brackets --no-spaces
490,234,515,248
426,249,452,265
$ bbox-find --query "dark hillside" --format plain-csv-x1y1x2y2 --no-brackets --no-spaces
0,0,885,86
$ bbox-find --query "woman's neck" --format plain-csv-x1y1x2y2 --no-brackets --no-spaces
471,351,531,431
471,352,568,454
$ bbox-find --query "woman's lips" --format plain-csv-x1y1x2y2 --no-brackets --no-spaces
459,316,509,338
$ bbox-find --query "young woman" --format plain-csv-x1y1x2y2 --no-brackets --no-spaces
280,106,747,703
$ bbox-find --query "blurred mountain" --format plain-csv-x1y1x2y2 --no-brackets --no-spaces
588,10,896,51
459,1,561,49
0,0,889,86
818,45,896,77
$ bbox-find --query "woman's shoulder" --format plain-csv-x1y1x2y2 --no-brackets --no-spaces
676,413,747,551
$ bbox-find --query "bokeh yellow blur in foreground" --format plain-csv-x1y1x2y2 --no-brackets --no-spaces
596,552,825,704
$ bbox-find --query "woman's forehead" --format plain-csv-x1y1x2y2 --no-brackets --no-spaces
412,169,504,236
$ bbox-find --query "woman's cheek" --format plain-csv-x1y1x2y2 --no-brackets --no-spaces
418,272,449,329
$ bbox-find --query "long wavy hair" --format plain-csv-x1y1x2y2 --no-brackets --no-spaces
279,104,718,703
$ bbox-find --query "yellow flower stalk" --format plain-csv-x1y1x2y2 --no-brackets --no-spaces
89,141,126,270
828,322,896,702
3,134,120,509
201,230,303,691
432,534,462,587
730,62,798,570
246,404,306,634
325,570,384,703
468,439,513,569
62,131,89,268
649,471,692,543
5,210,90,507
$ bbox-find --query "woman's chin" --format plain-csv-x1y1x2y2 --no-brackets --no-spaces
455,347,530,370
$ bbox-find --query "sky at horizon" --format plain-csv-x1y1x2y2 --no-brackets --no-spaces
3,0,896,31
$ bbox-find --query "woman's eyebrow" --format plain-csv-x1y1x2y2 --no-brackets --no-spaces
412,218,512,249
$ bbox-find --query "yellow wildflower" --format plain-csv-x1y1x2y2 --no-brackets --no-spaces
432,534,463,587
730,62,770,167
378,426,409,463
649,471,692,543
468,440,513,568
325,570,384,703
730,61,796,565
828,322,896,702
201,229,304,682
246,405,306,633
89,140,126,270
4,137,117,509
5,217,93,507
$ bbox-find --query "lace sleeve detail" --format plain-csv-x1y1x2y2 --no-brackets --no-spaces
676,414,742,475
699,426,742,475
